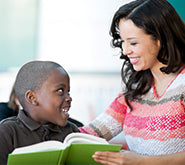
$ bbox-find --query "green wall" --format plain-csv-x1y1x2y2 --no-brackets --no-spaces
0,0,39,71
0,0,184,71
168,0,185,21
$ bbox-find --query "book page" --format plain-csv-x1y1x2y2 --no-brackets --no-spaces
12,140,65,154
11,133,108,155
64,133,108,145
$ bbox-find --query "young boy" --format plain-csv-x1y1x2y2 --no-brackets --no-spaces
0,61,80,164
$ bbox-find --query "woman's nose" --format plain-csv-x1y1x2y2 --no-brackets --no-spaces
122,45,132,55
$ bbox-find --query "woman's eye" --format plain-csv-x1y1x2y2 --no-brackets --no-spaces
130,42,137,45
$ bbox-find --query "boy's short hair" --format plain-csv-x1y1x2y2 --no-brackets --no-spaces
14,61,67,108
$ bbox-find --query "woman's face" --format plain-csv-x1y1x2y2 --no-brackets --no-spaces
118,19,161,72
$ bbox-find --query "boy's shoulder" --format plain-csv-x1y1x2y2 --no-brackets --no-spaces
0,116,19,129
67,117,84,127
0,115,18,124
58,120,80,133
0,116,19,137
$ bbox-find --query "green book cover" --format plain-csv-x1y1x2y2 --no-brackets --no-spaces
7,133,122,165
7,143,122,165
7,150,64,165
65,143,122,165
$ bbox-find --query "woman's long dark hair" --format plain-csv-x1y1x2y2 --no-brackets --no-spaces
110,0,185,109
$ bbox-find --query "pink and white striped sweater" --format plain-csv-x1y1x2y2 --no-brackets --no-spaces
80,67,185,155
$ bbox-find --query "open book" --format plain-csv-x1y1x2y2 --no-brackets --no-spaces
7,132,122,165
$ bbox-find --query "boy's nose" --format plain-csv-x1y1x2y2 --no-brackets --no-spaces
65,95,72,102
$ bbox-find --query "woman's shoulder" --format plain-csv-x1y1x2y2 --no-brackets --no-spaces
178,66,185,76
106,92,128,114
174,66,185,87
115,91,127,105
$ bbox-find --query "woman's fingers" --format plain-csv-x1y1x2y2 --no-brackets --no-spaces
92,151,125,165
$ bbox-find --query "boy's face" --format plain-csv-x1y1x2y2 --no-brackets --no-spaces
33,67,72,126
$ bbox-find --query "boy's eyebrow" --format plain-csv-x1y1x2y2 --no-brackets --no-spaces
55,83,66,88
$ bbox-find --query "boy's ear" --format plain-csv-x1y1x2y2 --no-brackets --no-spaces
25,90,38,106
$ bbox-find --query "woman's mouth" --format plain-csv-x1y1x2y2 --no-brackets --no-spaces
129,57,140,65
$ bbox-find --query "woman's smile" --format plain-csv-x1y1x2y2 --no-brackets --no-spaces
119,19,161,72
128,57,140,65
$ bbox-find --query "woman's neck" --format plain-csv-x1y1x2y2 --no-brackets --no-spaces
151,64,182,97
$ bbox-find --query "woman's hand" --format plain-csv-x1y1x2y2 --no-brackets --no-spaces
92,150,144,165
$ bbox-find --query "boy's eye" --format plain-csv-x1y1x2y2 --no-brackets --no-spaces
58,88,64,94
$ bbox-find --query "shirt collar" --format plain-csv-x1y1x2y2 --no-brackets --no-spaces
18,110,41,131
18,110,62,132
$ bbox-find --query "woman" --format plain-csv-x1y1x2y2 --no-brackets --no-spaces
80,0,185,164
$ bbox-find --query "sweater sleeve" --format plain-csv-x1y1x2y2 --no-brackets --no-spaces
79,93,128,141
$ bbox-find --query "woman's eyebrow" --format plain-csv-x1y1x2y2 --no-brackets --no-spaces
127,37,137,40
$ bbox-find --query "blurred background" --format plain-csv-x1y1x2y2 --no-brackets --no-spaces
0,0,132,125
0,0,184,142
